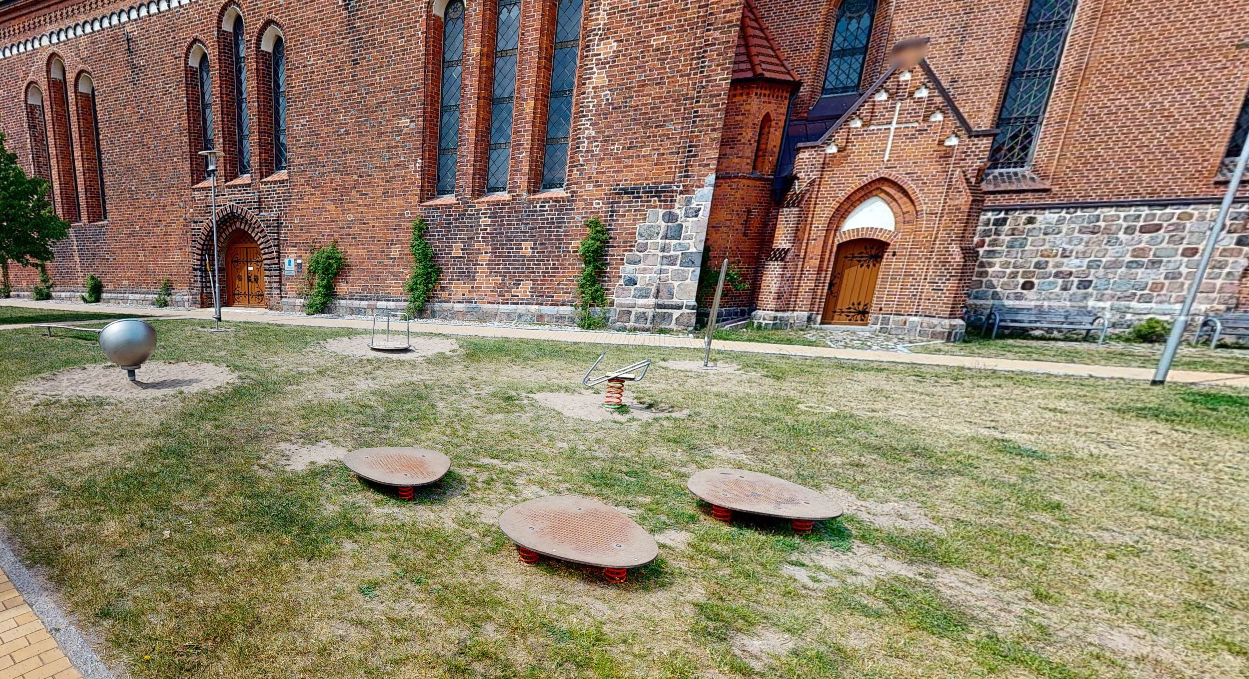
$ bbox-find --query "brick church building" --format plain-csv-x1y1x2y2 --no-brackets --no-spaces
1,0,1247,339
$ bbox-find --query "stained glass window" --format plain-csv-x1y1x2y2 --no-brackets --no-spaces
486,0,520,193
542,0,583,190
822,0,876,96
437,0,465,195
272,36,288,172
233,18,251,175
1224,85,1249,164
198,57,214,153
988,0,1078,170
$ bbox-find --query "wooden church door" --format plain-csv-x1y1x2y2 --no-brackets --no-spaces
225,233,266,307
821,239,887,325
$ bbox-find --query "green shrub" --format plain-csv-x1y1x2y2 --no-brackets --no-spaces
405,218,441,318
697,248,748,302
81,273,103,303
575,217,610,329
30,262,52,300
1129,317,1171,343
154,277,173,308
304,242,345,315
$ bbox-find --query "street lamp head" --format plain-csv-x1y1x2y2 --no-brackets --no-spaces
198,148,224,176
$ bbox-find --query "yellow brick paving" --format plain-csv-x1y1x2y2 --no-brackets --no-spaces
0,570,81,679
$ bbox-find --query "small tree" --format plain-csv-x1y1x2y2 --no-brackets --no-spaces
575,217,610,329
0,131,70,297
405,218,441,318
154,277,173,308
304,242,345,315
81,274,103,303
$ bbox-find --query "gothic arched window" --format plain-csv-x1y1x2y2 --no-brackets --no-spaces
272,35,287,172
75,73,106,222
486,0,520,193
987,0,1078,170
1223,85,1249,171
822,0,877,96
753,114,772,174
437,0,465,195
47,57,79,222
232,16,251,175
541,0,584,190
187,43,214,182
257,24,287,177
24,85,54,207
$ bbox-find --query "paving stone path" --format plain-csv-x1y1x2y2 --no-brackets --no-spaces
0,568,82,679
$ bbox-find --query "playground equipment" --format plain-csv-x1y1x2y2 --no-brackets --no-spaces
369,312,411,352
499,495,658,583
687,468,843,534
343,447,451,500
582,352,651,410
38,319,157,381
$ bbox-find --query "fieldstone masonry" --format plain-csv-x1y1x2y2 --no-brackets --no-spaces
969,203,1249,326
612,178,714,332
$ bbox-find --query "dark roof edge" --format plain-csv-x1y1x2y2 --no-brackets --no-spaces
795,65,901,150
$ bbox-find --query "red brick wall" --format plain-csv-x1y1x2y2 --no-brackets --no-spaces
24,95,54,205
74,79,105,222
45,61,79,224
0,0,740,310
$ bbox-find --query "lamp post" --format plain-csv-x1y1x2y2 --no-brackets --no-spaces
1152,39,1249,385
198,149,225,330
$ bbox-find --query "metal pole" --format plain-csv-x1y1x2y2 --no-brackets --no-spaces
703,258,729,367
200,150,224,330
1152,117,1249,384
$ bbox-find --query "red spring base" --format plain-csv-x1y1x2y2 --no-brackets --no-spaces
604,378,625,409
397,486,415,501
603,567,628,583
711,506,732,523
517,546,540,564
791,519,815,534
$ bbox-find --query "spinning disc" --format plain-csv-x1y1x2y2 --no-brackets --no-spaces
687,468,843,521
499,496,658,569
343,447,451,487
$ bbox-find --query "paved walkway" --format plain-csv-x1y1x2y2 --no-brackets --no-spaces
0,568,82,679
3,299,1247,388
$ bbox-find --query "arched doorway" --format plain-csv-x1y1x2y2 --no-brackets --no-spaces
821,238,888,325
225,231,266,307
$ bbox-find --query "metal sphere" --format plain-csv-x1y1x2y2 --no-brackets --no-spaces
98,319,157,369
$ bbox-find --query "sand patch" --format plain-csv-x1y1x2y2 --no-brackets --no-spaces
276,441,349,471
18,362,236,401
821,487,945,533
322,335,457,360
654,530,691,549
529,391,686,421
662,360,741,373
730,628,794,670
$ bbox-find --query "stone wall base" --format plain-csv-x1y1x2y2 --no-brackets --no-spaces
613,299,696,331
281,297,585,325
750,310,819,329
9,290,196,309
868,314,966,342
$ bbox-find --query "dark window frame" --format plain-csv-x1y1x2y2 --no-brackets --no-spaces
1224,84,1249,165
485,0,521,193
437,0,465,196
821,0,877,97
198,54,215,154
232,17,251,176
272,35,288,172
541,0,584,190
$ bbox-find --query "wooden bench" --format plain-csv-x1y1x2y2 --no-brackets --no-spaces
981,307,1108,343
1195,312,1249,347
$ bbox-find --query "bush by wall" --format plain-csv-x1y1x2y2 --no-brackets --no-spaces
576,217,610,329
304,242,345,315
405,218,441,318
154,277,173,308
31,263,52,300
81,274,103,303
1128,317,1171,343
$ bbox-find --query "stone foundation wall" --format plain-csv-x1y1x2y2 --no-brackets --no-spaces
611,178,715,332
12,289,197,309
280,297,584,325
970,203,1249,326
868,314,965,342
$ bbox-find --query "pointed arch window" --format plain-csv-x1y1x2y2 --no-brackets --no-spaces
272,36,287,171
75,73,106,222
486,0,520,193
541,0,583,190
1223,84,1249,172
186,44,214,182
753,114,772,174
47,57,79,222
24,85,54,207
822,0,876,96
437,0,465,195
232,16,251,176
257,25,287,177
987,0,1078,170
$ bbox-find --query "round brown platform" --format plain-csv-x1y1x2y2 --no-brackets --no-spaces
343,447,451,487
499,495,658,570
687,468,843,523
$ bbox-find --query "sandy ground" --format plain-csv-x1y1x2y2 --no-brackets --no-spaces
661,360,741,373
820,487,945,533
275,441,349,471
529,391,686,421
322,335,457,360
18,362,236,401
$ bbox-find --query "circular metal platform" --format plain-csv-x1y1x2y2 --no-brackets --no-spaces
499,495,658,569
368,343,412,353
687,468,843,521
343,447,451,487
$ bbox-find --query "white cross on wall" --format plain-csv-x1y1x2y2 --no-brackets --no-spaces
865,102,920,162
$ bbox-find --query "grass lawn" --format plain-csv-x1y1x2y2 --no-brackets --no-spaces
0,320,1246,678
0,305,149,326
712,326,825,347
913,336,1249,375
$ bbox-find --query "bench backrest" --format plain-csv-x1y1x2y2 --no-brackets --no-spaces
1209,312,1249,334
992,308,1099,322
